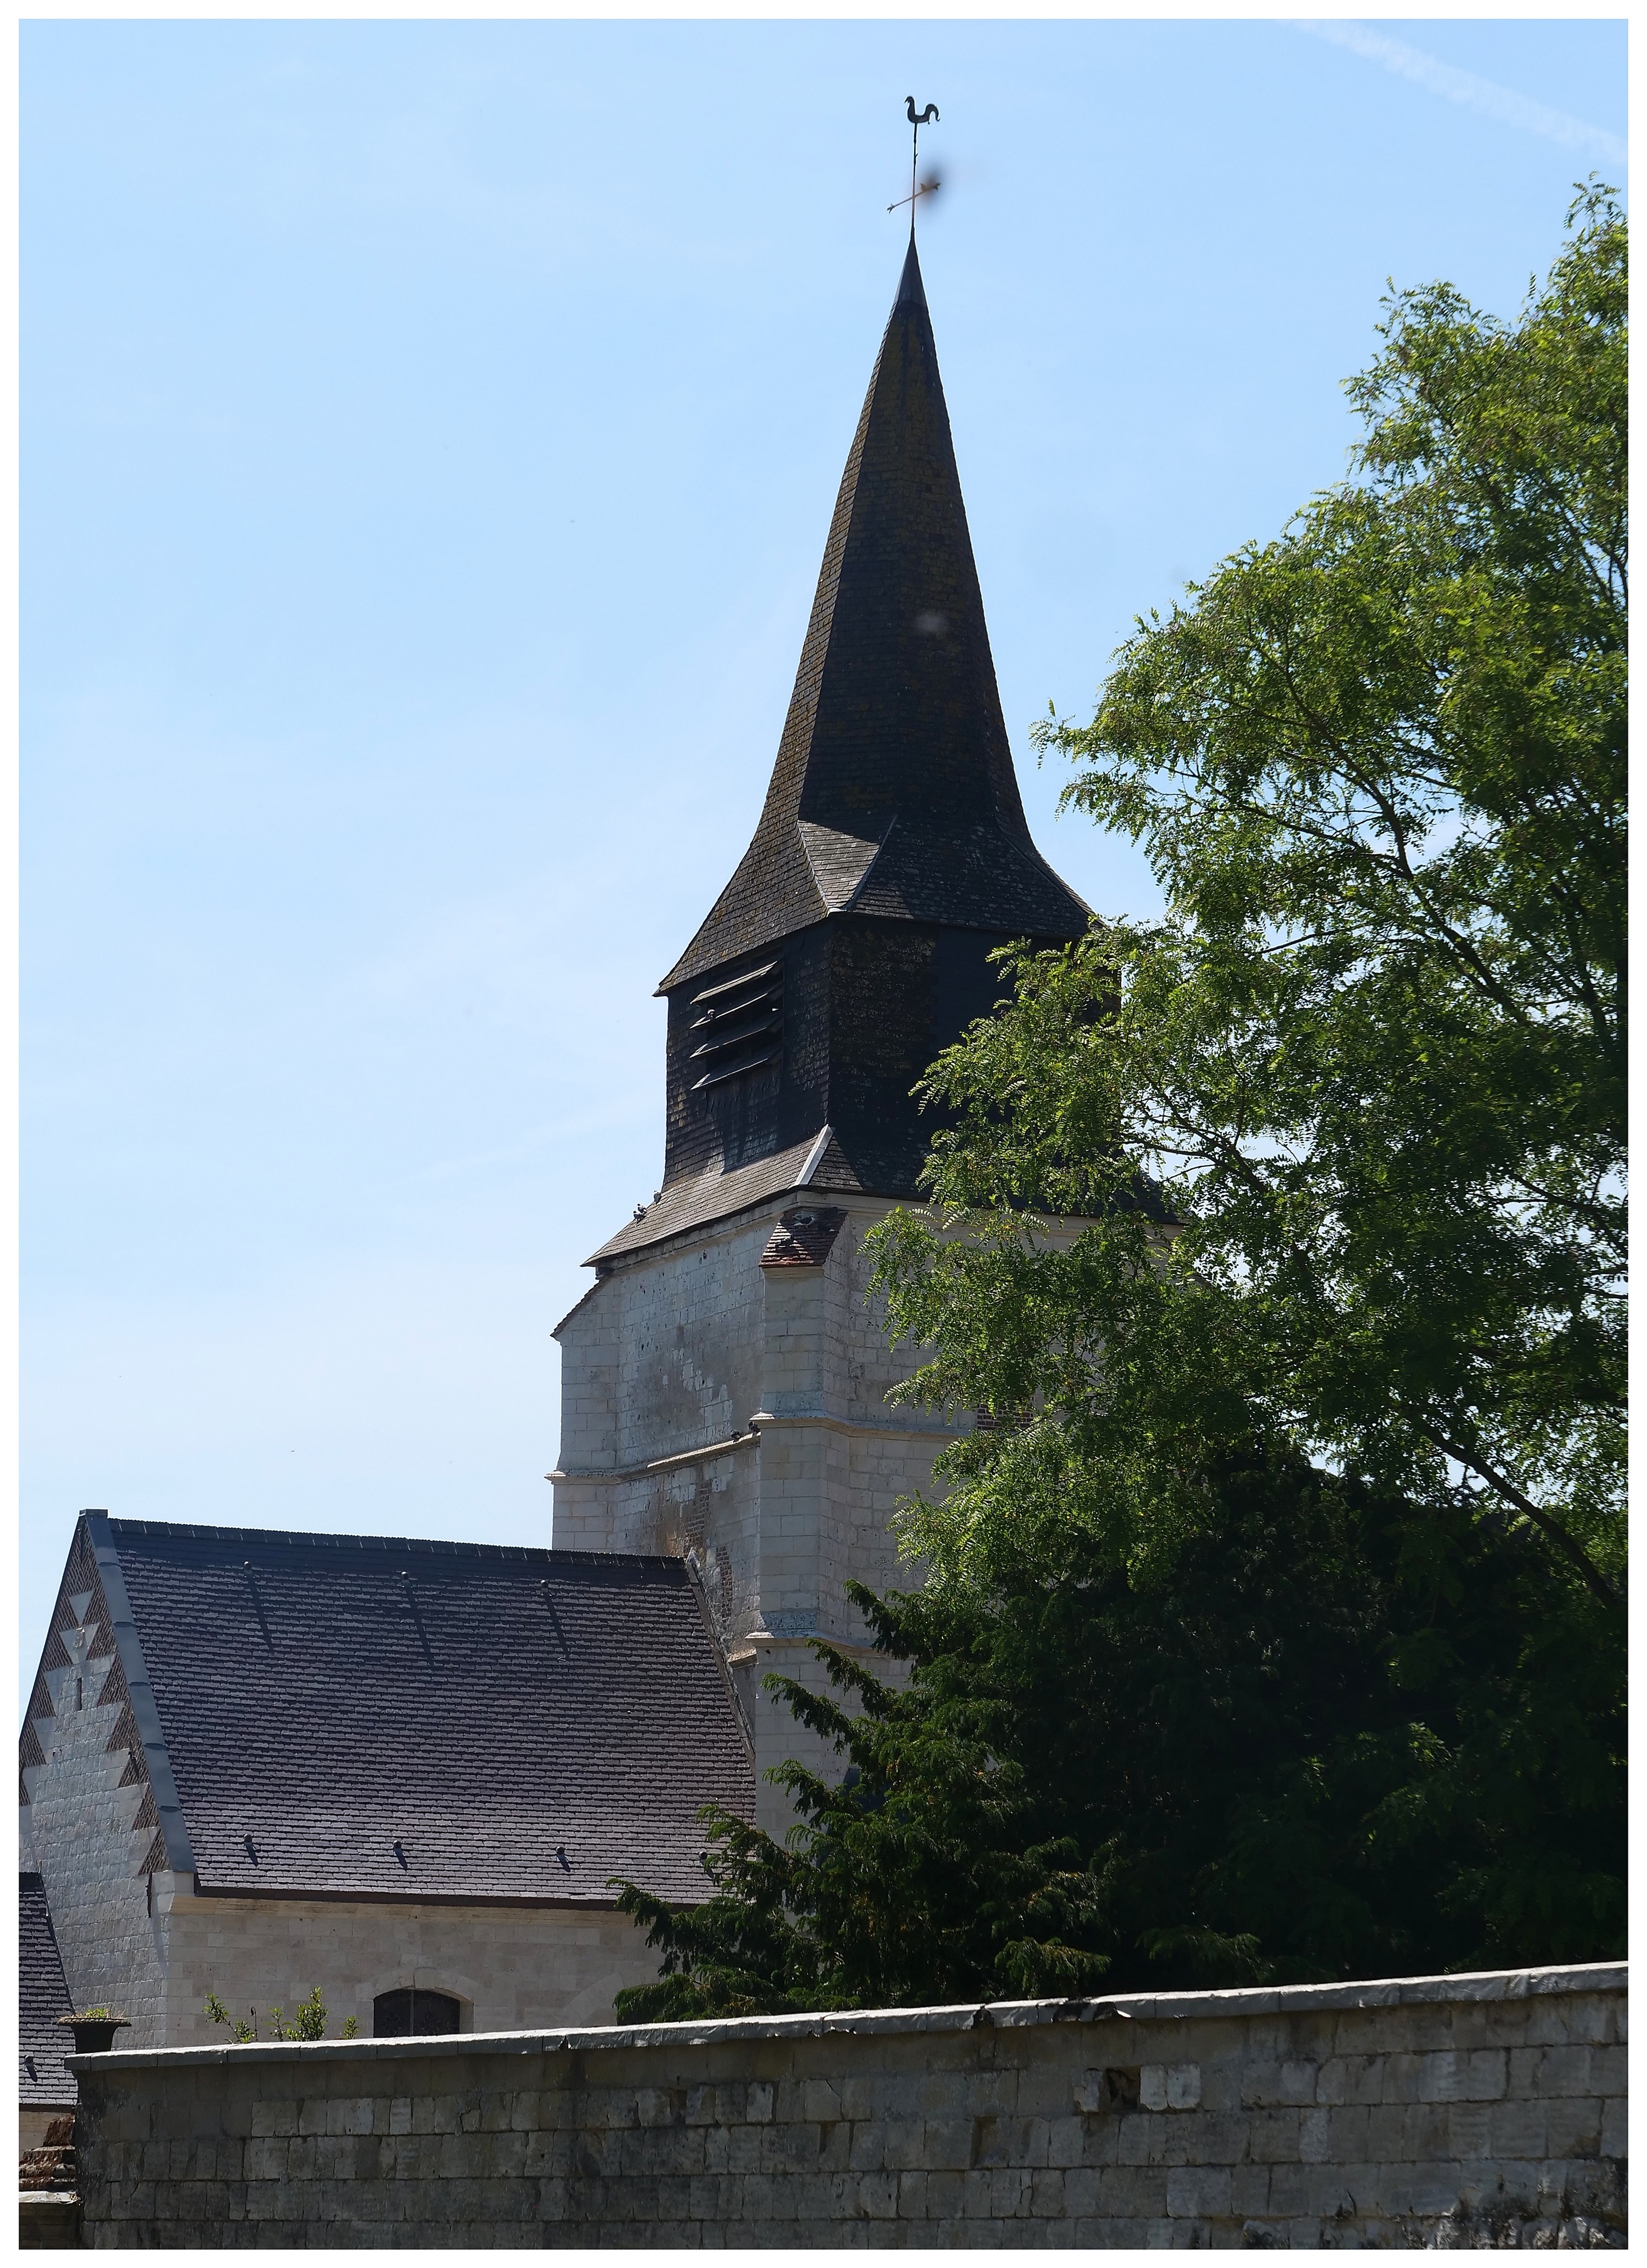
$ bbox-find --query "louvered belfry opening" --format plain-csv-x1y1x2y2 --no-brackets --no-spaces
687,960,783,1090
654,238,1088,1205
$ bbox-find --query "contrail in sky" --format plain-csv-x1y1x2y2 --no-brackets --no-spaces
1297,21,1627,167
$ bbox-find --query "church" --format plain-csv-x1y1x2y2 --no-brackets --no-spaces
20,235,1092,2055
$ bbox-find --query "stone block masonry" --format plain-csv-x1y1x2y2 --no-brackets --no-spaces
73,1963,1624,2247
158,1886,658,2045
552,1198,971,1833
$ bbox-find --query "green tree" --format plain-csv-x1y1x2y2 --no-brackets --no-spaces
615,190,1625,2014
615,1443,1621,2018
885,180,1624,1613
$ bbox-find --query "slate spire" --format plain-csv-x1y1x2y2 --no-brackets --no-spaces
661,237,1087,993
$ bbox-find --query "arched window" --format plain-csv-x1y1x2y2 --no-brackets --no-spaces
372,1988,462,2038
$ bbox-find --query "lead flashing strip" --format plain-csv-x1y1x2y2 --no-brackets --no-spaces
796,1123,837,1185
551,1407,964,1487
549,1429,762,1487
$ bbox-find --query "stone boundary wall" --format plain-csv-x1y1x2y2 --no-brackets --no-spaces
73,1963,1626,2248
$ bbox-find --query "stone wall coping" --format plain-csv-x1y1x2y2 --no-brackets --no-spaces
71,1959,1624,2077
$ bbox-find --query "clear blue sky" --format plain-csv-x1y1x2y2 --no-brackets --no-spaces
21,17,1627,1690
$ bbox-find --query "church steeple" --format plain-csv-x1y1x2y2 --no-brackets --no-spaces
590,239,1089,1257
560,228,1092,1819
560,230,1097,1825
661,237,1086,993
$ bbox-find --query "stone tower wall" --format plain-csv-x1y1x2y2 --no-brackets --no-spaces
554,1198,1099,1830
552,1198,969,1828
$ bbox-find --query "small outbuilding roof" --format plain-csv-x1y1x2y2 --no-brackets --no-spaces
20,1872,75,2107
23,1515,753,1910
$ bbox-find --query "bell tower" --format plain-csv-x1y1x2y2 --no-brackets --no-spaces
551,240,1088,1822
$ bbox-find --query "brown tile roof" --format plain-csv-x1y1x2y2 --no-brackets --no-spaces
759,1207,847,1268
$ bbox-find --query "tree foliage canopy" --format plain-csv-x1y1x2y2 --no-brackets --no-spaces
614,190,1626,2018
889,181,1624,1612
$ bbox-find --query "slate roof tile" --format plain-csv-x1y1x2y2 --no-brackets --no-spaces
20,1873,75,2107
101,1519,753,1908
586,1127,863,1266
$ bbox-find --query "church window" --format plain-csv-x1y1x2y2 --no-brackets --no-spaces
372,1988,462,2038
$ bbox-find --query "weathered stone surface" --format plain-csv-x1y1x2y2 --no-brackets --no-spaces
73,1965,1627,2249
19,2193,84,2251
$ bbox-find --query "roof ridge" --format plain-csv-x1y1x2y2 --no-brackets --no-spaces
105,1519,687,1569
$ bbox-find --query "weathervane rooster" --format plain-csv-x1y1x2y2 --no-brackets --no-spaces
889,97,942,230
